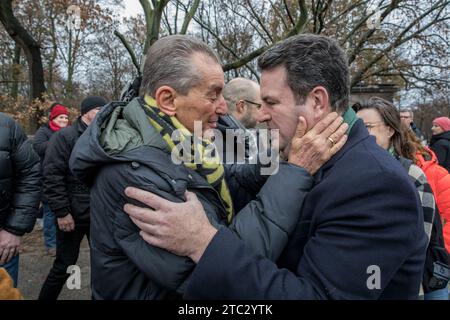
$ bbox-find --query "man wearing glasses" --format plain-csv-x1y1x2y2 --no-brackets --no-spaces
223,77,262,129
400,109,425,141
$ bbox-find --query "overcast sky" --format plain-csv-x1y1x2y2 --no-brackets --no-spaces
122,0,143,17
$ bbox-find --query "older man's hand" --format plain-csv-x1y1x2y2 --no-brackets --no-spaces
57,214,75,232
124,188,217,263
288,112,348,175
0,230,21,265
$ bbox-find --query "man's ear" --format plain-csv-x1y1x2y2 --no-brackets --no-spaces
155,86,177,116
310,86,330,121
235,100,246,115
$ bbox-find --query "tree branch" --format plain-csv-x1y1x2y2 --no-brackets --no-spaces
286,0,308,37
328,0,368,26
345,1,400,61
180,0,200,34
351,1,449,87
139,0,154,54
223,46,268,71
0,0,46,103
222,0,308,71
283,0,295,27
268,0,289,30
220,1,270,45
114,30,141,74
243,0,274,43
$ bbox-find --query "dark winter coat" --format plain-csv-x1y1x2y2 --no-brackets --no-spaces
69,98,313,300
33,123,56,202
43,118,90,226
184,119,428,300
0,112,41,236
430,131,450,172
216,114,262,212
32,124,54,163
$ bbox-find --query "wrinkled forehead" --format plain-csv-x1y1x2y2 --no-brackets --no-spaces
399,111,412,117
191,52,222,74
191,53,224,83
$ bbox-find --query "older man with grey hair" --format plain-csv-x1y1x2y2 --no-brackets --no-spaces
400,108,425,141
223,77,262,129
69,35,347,299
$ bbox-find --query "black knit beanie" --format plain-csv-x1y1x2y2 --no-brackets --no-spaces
80,96,107,115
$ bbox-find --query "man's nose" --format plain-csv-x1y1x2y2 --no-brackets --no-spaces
256,105,271,123
216,95,228,115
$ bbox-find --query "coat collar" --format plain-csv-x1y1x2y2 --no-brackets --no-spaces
74,117,88,134
431,131,450,144
313,118,369,183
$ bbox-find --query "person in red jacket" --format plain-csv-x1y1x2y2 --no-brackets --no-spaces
33,103,70,257
405,129,450,299
406,129,450,253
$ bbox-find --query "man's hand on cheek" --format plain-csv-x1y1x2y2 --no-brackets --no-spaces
123,187,217,263
288,112,348,175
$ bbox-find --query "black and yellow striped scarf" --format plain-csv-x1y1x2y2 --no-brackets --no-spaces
141,95,234,222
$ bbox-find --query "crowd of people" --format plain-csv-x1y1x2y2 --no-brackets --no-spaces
0,33,449,300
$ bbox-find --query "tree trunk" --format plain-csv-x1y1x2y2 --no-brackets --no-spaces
0,0,46,132
66,29,74,100
11,44,21,98
140,0,169,54
47,7,58,100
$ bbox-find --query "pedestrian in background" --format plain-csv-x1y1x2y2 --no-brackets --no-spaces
38,96,106,300
0,112,41,288
33,103,70,257
354,98,449,300
430,117,450,171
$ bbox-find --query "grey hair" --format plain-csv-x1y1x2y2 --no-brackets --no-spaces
223,78,259,112
257,34,350,114
140,35,221,97
400,108,414,118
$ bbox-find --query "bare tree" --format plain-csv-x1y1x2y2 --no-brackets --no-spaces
0,0,46,103
1,0,448,131
85,20,139,100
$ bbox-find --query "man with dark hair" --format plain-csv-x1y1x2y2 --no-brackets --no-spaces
0,112,41,288
123,34,428,299
69,35,347,299
38,96,107,300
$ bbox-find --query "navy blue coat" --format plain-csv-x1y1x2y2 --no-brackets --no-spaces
184,119,428,300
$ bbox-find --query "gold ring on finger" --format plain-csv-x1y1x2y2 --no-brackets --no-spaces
327,137,335,147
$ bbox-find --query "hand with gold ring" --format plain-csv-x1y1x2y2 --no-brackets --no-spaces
327,136,335,148
288,112,348,175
